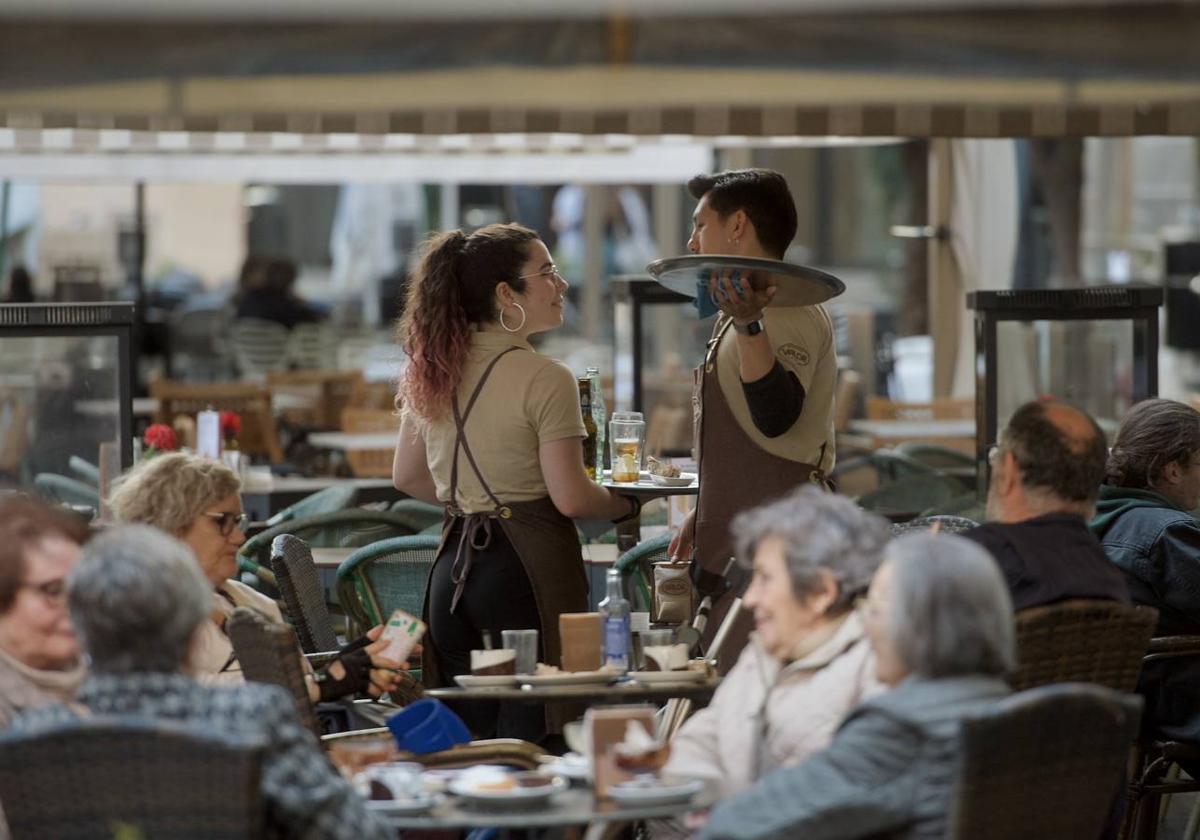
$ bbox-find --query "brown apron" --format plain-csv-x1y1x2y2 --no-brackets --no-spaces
692,317,830,671
419,347,588,731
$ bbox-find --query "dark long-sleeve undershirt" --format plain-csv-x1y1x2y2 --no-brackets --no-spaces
740,360,805,438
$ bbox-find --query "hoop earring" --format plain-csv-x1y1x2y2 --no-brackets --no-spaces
500,302,527,333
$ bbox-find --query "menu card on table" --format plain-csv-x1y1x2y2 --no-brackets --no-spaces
585,704,657,798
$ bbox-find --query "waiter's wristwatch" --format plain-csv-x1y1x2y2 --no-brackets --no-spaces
732,316,764,336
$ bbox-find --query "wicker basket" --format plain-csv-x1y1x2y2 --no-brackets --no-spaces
340,407,399,478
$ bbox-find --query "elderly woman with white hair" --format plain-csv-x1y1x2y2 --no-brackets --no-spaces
697,532,1015,840
8,525,388,839
660,486,888,812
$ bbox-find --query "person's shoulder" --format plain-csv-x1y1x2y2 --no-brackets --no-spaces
198,681,296,723
525,355,578,390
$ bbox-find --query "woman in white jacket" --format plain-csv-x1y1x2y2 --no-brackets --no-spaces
661,486,889,805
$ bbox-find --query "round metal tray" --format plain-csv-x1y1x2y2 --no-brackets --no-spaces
645,255,845,307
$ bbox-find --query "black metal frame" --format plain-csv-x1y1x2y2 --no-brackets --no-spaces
0,302,137,470
967,286,1162,498
611,275,692,413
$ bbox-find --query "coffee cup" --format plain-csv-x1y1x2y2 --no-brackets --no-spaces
641,643,688,672
560,612,604,672
470,648,517,676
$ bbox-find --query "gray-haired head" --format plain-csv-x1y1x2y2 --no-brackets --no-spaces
68,524,211,675
884,532,1015,678
732,485,890,615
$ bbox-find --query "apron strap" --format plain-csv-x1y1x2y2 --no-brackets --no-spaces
445,343,523,612
448,345,522,512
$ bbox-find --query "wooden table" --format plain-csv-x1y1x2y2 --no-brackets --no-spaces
378,779,717,831
426,676,720,706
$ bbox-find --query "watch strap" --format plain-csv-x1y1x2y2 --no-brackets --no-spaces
733,318,764,336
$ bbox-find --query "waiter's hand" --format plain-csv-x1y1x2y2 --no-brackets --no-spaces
708,269,776,323
668,507,697,562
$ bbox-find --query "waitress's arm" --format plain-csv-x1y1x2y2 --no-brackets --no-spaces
392,423,439,504
540,437,636,521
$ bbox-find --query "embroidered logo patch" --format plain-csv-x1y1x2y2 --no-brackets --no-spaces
778,343,811,368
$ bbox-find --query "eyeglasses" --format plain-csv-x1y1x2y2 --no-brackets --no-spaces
201,511,249,536
18,578,66,604
517,264,564,281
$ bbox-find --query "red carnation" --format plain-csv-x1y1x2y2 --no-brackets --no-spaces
219,410,242,440
143,424,177,453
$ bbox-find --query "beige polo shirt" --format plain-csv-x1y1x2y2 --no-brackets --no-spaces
401,328,587,514
711,304,836,472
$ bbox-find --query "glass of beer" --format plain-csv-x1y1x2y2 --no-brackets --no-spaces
609,411,646,484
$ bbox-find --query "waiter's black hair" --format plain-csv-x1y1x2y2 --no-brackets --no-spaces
687,168,798,259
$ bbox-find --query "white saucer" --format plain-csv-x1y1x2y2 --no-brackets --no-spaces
630,669,707,685
649,472,696,487
449,773,567,806
454,674,518,688
366,792,441,815
541,753,590,782
609,777,705,807
520,670,615,688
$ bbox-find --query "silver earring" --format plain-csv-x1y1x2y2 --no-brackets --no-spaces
500,302,527,333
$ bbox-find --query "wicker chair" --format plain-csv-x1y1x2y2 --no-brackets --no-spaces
336,535,440,633
237,509,423,585
614,532,671,613
266,368,362,429
270,534,340,655
1121,635,1200,840
388,498,446,534
264,484,360,527
1008,599,1158,693
0,716,264,839
33,472,100,510
889,514,979,537
946,683,1143,840
67,455,100,487
150,379,284,463
226,607,323,739
231,318,290,378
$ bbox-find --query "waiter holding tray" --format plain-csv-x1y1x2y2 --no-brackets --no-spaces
657,168,842,668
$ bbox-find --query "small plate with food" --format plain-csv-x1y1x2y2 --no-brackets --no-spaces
454,674,519,688
646,456,696,487
449,770,567,806
609,776,706,807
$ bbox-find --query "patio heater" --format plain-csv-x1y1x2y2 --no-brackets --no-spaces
968,286,1163,499
0,302,136,486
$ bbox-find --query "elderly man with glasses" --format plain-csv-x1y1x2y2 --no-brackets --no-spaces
961,399,1128,611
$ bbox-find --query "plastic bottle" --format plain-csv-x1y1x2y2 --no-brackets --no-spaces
587,366,606,482
599,568,631,673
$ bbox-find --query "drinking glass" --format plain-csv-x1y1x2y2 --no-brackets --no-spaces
501,629,539,675
609,411,646,483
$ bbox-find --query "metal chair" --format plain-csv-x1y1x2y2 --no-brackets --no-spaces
856,471,966,522
33,472,100,510
0,716,264,840
1009,599,1158,693
237,509,424,586
336,535,440,633
287,323,338,371
270,534,340,655
946,683,1143,840
264,483,360,527
226,607,323,739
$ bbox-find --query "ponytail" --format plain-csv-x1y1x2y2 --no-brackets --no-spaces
396,223,538,420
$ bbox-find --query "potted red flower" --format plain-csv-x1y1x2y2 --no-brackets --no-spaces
219,410,242,451
142,424,178,458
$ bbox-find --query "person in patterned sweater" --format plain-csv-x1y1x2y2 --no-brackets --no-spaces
8,525,388,840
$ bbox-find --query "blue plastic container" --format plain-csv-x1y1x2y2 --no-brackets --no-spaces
386,698,471,754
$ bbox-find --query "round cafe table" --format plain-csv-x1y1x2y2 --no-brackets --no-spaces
425,676,720,706
374,778,718,831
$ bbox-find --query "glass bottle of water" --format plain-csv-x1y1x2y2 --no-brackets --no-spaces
587,366,606,482
599,568,631,673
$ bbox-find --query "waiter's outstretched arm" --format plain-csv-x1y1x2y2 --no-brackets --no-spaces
392,421,439,504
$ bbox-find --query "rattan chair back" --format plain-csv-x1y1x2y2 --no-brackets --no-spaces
150,379,284,463
271,534,340,654
237,509,423,580
226,607,321,738
336,535,440,632
1010,599,1158,692
0,716,264,839
947,683,1142,840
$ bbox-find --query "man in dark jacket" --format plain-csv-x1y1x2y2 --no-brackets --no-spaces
1091,398,1200,746
963,399,1129,611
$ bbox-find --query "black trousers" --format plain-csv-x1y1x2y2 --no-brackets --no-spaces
428,520,545,743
